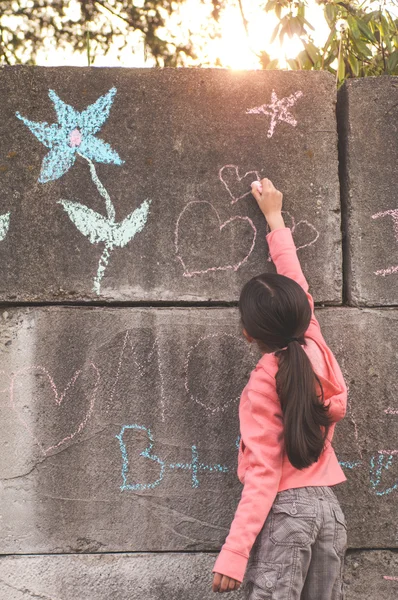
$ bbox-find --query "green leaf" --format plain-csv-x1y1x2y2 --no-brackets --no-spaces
287,58,299,70
356,17,377,43
325,4,336,24
58,201,113,245
111,199,151,248
387,49,398,72
352,38,373,57
304,40,319,64
0,212,10,241
322,27,337,52
348,54,359,76
347,15,360,39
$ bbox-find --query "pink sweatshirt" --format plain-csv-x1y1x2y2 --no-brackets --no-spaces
212,227,348,583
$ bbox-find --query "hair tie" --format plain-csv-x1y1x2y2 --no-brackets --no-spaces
288,337,300,344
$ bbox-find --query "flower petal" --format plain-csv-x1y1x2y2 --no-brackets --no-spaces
78,135,124,165
15,113,63,149
48,89,79,131
38,145,76,183
78,88,117,137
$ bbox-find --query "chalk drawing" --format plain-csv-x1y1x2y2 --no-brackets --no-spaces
383,576,398,580
16,88,123,183
184,333,249,414
106,330,167,422
129,335,167,423
0,211,10,242
169,445,229,489
16,88,151,295
9,362,100,456
385,407,398,414
116,424,228,491
175,201,257,277
371,209,398,276
369,452,398,496
219,165,261,204
245,90,303,138
265,210,319,261
116,424,165,491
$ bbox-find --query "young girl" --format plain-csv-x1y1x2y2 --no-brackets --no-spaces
212,178,348,599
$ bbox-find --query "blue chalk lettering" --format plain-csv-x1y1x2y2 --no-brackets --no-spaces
116,424,165,491
369,453,398,496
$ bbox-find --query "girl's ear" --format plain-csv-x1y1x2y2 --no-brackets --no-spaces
242,328,254,343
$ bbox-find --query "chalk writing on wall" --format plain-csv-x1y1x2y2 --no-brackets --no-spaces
16,87,151,295
116,424,228,491
9,363,100,456
106,330,167,422
115,422,397,496
175,200,257,277
371,209,398,277
184,333,252,413
245,90,303,138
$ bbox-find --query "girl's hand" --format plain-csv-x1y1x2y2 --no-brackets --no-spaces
212,572,242,593
251,178,283,219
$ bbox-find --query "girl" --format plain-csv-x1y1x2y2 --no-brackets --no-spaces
212,178,348,599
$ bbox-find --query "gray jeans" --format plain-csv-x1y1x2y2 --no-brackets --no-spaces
241,485,347,600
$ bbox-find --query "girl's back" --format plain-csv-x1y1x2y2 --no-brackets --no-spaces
212,179,348,600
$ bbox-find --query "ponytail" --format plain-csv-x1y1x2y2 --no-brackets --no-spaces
275,341,332,469
239,272,334,471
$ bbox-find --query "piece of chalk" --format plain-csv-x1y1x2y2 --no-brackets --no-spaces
252,181,262,192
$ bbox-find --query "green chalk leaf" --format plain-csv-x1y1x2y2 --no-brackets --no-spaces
58,200,113,245
112,199,151,248
0,212,10,241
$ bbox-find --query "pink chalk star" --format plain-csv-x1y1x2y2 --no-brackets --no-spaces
246,89,303,138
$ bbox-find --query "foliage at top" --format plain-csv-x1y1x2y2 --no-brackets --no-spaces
0,0,397,87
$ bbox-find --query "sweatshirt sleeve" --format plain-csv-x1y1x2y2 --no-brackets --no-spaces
212,372,284,583
266,226,320,334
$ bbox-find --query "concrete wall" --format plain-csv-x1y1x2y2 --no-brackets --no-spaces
0,67,397,599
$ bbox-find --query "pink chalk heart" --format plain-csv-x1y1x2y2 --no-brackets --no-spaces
219,165,262,204
9,363,100,456
175,200,257,277
266,210,319,262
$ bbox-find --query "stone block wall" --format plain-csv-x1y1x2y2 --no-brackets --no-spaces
0,67,396,599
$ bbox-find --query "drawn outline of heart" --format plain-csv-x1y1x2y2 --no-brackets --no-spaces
219,164,261,204
175,200,257,277
266,210,320,261
9,362,100,456
184,333,246,413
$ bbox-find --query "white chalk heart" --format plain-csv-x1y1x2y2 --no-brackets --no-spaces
175,200,257,277
219,164,262,204
266,210,319,261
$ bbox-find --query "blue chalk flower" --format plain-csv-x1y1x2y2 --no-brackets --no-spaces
16,88,124,183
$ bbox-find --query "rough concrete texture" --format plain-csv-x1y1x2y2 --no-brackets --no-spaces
0,550,397,600
0,67,341,302
337,76,398,306
0,306,396,555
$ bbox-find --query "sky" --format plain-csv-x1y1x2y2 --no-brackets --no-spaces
33,0,398,70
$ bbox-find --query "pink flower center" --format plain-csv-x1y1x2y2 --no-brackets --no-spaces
69,128,82,147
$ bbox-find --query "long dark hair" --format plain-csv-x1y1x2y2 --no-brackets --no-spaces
239,273,333,470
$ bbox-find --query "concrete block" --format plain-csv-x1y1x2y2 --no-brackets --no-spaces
0,67,341,301
0,307,396,554
0,551,397,600
337,76,398,306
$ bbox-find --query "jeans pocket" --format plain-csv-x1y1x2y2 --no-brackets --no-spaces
243,562,282,599
332,504,348,555
270,500,317,547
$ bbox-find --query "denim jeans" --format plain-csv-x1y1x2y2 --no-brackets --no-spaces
241,485,347,600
